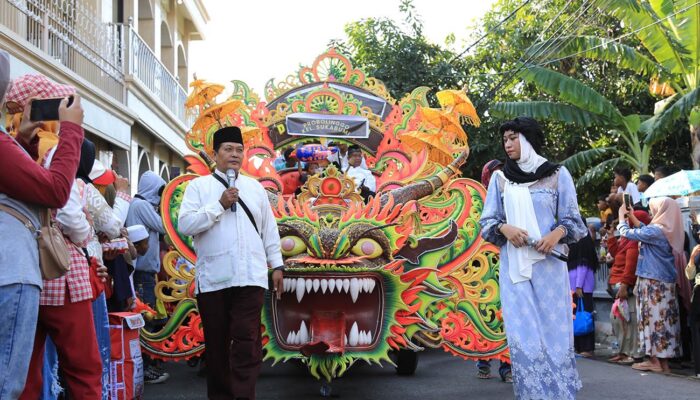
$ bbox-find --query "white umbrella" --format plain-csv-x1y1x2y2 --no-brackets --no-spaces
642,170,700,198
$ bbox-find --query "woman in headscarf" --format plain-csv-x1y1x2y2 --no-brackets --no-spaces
618,197,682,373
606,209,651,365
21,139,103,399
480,117,587,400
0,52,84,399
567,217,600,357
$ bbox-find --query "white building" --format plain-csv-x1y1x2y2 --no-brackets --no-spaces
0,0,209,189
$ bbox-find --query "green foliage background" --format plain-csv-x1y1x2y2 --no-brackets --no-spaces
326,0,694,215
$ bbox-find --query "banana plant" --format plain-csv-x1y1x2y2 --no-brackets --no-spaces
523,0,700,168
491,65,653,186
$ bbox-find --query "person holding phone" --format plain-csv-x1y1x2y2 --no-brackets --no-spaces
614,167,641,205
606,209,651,365
0,51,85,399
618,197,683,373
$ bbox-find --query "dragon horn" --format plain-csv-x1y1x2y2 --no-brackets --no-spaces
379,147,469,206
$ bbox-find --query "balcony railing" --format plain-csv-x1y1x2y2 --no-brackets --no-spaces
125,25,191,126
0,0,125,101
0,1,191,127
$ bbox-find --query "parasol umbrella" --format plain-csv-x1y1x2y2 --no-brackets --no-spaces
420,107,468,144
240,126,263,145
190,99,245,134
642,170,700,198
189,99,246,152
399,130,454,166
436,89,481,127
185,79,225,111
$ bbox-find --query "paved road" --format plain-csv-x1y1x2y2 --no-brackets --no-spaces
145,349,699,399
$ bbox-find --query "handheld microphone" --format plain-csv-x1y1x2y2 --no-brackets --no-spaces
226,168,237,212
525,237,568,262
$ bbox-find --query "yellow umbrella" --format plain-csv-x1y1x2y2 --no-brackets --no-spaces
185,79,225,110
420,107,468,144
191,99,245,133
241,126,262,144
400,130,454,166
190,99,246,152
436,89,481,127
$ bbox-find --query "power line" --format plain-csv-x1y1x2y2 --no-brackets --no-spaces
531,0,700,69
448,0,534,64
476,0,602,110
479,0,596,104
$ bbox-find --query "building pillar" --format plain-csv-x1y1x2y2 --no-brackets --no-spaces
130,138,140,196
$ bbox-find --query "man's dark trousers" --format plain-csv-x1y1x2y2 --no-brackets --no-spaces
197,285,265,400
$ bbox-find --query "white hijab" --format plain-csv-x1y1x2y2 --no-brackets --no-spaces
515,133,547,174
502,134,548,283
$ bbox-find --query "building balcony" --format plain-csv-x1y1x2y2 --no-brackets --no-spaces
123,23,193,127
0,0,193,130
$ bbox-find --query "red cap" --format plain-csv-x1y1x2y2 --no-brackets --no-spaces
93,170,116,186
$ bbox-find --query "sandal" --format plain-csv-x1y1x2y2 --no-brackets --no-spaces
500,370,513,383
477,366,492,379
631,361,663,373
607,354,623,363
616,356,635,365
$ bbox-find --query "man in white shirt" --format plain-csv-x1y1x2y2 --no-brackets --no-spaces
614,166,641,204
178,126,284,400
327,141,367,170
345,145,376,201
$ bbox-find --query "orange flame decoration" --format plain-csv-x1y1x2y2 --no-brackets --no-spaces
273,196,319,222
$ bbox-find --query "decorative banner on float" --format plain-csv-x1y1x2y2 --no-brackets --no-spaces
286,113,370,139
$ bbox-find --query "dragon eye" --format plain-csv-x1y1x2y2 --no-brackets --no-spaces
351,238,383,259
280,236,307,257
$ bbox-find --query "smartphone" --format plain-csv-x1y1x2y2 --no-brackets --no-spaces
30,96,74,121
623,193,632,210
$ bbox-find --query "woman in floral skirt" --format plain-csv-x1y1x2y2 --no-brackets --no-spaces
617,197,682,373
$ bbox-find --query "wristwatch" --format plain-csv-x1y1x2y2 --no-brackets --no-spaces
496,222,505,233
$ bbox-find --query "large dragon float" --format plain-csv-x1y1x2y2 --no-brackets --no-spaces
140,49,508,388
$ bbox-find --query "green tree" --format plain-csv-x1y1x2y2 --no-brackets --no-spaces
491,66,653,184
532,0,700,168
331,0,468,102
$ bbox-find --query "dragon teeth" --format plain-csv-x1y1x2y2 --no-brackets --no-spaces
349,322,359,346
335,279,343,293
296,278,305,303
350,278,359,303
298,320,309,344
285,320,310,345
285,318,375,347
283,277,378,302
